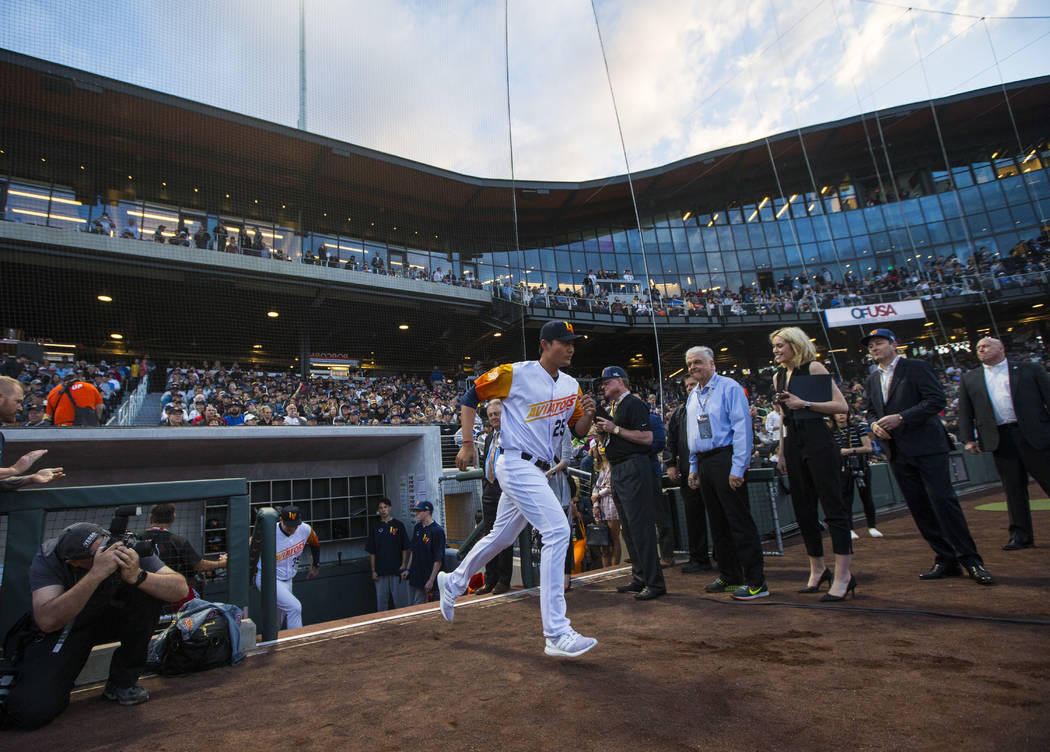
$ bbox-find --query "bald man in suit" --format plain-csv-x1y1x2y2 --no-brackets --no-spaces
957,338,1050,550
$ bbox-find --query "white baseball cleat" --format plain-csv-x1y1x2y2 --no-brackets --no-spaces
436,571,456,622
544,629,597,658
850,530,860,540
869,527,884,538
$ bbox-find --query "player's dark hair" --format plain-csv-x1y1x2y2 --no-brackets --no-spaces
376,496,392,509
150,503,175,524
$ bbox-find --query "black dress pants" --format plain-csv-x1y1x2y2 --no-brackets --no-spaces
841,464,877,529
784,420,853,557
890,451,982,567
696,446,765,586
2,586,160,730
993,424,1050,545
653,474,675,561
481,484,514,587
610,454,666,590
678,478,711,563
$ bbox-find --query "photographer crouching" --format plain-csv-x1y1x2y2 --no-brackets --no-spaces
0,521,187,730
833,412,883,540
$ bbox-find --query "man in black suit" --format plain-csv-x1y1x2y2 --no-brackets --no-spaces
664,373,712,572
473,400,513,594
862,328,993,585
957,337,1050,550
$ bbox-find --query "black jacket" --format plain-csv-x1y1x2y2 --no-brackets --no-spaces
664,403,690,470
957,360,1050,452
864,357,953,458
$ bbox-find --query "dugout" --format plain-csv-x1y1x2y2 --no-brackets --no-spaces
1,425,444,629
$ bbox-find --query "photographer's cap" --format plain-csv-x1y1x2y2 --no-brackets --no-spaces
599,365,628,382
412,500,434,513
280,505,303,526
539,321,581,343
56,522,110,561
861,328,897,347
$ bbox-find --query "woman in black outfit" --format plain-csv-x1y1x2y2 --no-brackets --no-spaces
833,412,883,539
771,327,854,600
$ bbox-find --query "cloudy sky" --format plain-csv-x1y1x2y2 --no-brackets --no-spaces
2,0,1048,180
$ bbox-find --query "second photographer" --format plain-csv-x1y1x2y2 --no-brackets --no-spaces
833,412,883,539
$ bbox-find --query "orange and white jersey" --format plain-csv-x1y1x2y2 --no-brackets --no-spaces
475,360,584,464
274,522,319,581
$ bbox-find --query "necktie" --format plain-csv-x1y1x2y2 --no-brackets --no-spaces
882,366,893,402
486,431,500,483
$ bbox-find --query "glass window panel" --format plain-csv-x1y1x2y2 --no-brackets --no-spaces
655,227,672,245
909,225,930,248
727,208,744,225
869,231,891,252
846,210,868,236
523,249,539,270
539,248,555,270
899,198,924,224
641,226,657,245
698,225,717,250
690,253,708,273
752,249,771,267
708,253,723,273
818,242,838,262
794,217,815,243
716,225,734,251
801,243,819,265
951,166,975,188
958,186,984,214
972,162,995,184
1009,202,1038,230
994,158,1019,179
1026,169,1050,200
863,206,886,232
919,194,943,222
732,225,750,249
994,231,1019,252
927,221,951,245
763,222,783,245
604,233,620,252
999,175,1027,208
946,219,968,241
986,208,1012,234
939,193,963,218
966,213,991,237
670,227,687,249
887,228,910,251
770,246,788,266
723,251,740,271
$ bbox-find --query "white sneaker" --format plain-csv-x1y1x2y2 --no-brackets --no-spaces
850,530,860,540
544,629,597,658
436,571,456,622
868,527,884,538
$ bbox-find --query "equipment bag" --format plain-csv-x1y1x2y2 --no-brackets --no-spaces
148,598,244,675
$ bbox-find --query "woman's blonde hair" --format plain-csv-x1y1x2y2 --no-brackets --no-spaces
770,327,816,369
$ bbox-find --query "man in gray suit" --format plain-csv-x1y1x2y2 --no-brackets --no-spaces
957,338,1050,550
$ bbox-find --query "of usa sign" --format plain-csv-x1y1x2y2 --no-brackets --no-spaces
823,299,926,327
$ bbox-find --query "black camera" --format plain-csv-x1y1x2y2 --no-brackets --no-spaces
107,505,156,558
844,455,867,488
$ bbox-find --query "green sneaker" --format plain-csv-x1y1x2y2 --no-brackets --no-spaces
731,582,770,601
704,577,740,593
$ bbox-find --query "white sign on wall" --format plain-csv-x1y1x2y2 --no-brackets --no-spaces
823,299,926,328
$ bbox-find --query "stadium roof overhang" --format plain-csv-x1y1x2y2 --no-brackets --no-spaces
2,49,1049,254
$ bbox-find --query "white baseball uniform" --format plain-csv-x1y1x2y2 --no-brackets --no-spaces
254,521,318,630
447,361,585,638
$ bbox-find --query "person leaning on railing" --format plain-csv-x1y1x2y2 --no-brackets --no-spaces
0,376,65,491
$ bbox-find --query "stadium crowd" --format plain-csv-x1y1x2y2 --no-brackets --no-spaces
48,208,1050,312
0,354,150,426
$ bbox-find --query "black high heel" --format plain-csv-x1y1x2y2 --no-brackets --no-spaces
820,574,857,602
798,567,832,593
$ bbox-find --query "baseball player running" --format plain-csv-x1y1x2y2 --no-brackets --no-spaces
438,321,598,657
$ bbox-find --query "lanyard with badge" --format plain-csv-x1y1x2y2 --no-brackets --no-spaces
695,384,713,440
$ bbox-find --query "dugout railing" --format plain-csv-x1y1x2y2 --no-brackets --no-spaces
0,478,251,640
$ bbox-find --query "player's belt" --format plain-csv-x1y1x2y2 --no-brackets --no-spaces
517,452,552,473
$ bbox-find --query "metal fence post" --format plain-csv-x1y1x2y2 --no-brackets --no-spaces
256,506,279,641
226,494,251,611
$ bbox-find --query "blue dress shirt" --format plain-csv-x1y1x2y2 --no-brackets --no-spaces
686,373,753,478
